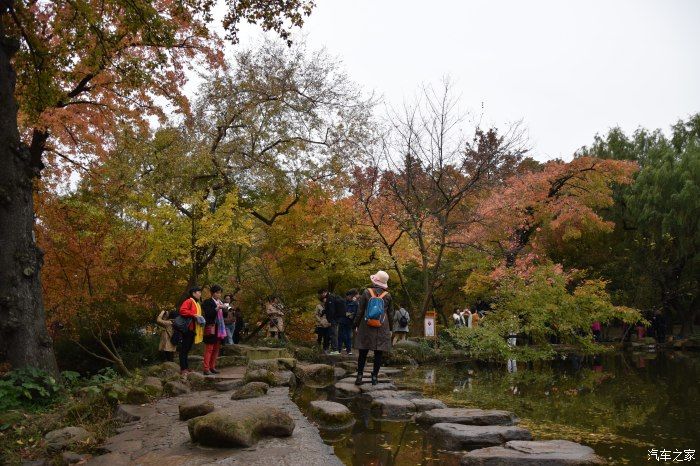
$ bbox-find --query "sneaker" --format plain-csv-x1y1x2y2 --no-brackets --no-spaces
203,370,212,376
210,368,220,374
329,351,340,355
354,373,363,386
346,352,353,356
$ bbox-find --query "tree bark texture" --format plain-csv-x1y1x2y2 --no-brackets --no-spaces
0,27,58,374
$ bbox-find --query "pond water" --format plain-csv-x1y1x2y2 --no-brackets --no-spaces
293,350,700,465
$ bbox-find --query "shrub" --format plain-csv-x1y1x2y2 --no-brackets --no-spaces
0,368,62,412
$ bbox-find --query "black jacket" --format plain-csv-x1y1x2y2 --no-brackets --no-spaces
202,298,222,344
324,294,347,323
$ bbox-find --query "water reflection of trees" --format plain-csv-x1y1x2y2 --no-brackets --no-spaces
399,352,700,446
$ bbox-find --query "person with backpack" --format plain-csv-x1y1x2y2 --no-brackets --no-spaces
339,289,359,355
202,284,227,375
353,270,393,385
177,286,206,375
392,306,410,344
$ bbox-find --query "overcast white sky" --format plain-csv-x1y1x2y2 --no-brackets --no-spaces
230,0,700,161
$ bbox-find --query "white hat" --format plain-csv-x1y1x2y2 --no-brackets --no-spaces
370,270,389,289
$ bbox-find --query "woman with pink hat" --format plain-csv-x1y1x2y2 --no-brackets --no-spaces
353,270,394,385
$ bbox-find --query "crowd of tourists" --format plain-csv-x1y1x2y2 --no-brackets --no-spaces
155,270,410,385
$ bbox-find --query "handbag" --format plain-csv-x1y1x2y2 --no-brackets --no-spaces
173,315,192,333
204,324,217,336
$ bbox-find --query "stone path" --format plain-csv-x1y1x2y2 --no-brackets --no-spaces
323,366,605,465
88,386,341,466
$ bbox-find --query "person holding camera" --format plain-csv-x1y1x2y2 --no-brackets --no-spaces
223,294,235,345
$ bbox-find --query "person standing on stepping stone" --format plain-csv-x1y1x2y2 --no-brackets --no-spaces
202,285,227,375
354,270,393,385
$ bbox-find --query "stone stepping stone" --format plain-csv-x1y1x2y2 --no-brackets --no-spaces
214,379,244,392
378,368,403,375
188,406,294,448
275,370,297,388
428,423,532,450
460,440,605,465
308,400,356,430
370,397,416,419
410,398,446,412
338,361,358,371
334,382,362,396
231,382,269,400
165,380,191,395
338,376,391,384
293,364,335,387
359,382,397,393
178,400,215,420
364,390,420,400
416,408,518,426
334,367,347,379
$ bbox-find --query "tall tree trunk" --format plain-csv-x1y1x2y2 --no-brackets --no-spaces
0,22,58,374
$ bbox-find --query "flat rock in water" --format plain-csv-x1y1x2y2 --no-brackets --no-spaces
334,367,347,379
411,398,447,411
334,382,361,395
359,382,396,393
460,440,605,465
214,379,244,391
231,382,269,400
429,423,532,450
416,408,518,426
308,400,355,429
187,405,295,447
365,390,420,400
371,397,416,419
44,426,92,452
339,375,391,384
178,400,215,420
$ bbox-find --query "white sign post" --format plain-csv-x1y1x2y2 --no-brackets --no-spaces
424,311,436,338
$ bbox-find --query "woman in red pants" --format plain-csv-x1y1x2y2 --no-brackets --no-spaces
202,284,226,375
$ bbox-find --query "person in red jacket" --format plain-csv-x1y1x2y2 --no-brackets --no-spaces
178,286,204,374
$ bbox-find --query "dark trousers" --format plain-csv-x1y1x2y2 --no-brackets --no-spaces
338,323,352,352
329,322,339,351
178,331,195,370
357,349,383,375
316,327,330,351
161,351,174,362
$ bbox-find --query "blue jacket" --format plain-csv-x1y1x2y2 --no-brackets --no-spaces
341,300,358,325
